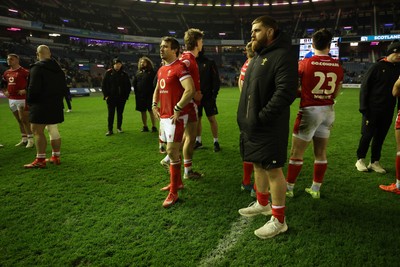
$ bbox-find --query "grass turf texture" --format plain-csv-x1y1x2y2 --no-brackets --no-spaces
0,88,399,266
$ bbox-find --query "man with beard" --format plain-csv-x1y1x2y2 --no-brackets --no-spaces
237,16,298,239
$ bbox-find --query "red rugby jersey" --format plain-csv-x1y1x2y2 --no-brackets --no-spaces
298,55,344,108
2,67,29,100
157,59,191,118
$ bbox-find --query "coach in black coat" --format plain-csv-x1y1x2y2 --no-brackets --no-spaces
236,15,298,239
356,41,400,169
102,58,131,135
24,45,67,169
237,20,298,167
27,52,66,124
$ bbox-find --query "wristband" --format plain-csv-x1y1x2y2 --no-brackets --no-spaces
174,104,182,112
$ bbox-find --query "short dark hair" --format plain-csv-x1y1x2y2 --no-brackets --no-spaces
161,36,180,57
252,15,279,38
312,29,333,51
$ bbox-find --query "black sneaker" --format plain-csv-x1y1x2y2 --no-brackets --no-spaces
105,131,113,136
141,126,149,132
194,141,203,149
214,142,220,152
151,126,158,133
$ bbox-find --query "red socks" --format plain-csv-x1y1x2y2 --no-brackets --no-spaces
286,158,303,184
242,161,253,185
396,154,400,181
272,206,285,223
256,191,269,206
169,161,181,194
313,161,327,183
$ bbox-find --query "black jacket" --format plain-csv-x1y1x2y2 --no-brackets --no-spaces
102,68,131,101
237,31,298,164
196,54,220,100
132,69,156,99
359,59,400,118
27,58,67,124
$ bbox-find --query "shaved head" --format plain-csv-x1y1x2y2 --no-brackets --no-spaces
36,45,51,60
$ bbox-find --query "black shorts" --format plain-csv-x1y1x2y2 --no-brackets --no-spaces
198,98,218,117
240,131,287,170
135,97,151,112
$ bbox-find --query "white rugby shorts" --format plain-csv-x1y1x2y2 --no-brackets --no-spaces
159,114,188,143
9,99,26,112
293,105,335,141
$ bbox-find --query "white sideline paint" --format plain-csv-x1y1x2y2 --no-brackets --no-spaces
198,216,252,266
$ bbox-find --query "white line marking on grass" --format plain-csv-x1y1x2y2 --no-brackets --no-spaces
199,216,252,267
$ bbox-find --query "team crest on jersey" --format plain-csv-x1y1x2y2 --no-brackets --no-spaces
8,77,15,83
261,58,268,65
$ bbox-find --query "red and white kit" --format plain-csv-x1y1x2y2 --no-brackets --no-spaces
180,51,200,122
293,55,344,141
3,67,29,100
239,59,249,83
157,59,191,143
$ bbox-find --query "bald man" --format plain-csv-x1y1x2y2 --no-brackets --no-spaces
24,45,68,168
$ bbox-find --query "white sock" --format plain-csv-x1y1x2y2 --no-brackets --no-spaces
396,179,400,189
311,182,322,191
287,183,295,191
163,155,170,163
196,136,202,143
184,159,192,175
213,138,218,143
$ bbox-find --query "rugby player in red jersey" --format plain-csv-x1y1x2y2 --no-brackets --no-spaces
2,54,34,148
160,29,204,180
152,36,195,208
286,29,344,199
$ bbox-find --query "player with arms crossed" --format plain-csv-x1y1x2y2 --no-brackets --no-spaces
286,29,344,198
153,36,195,208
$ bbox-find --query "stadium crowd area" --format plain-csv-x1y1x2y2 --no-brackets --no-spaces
1,0,399,86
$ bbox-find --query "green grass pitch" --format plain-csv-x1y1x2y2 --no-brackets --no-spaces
0,88,399,266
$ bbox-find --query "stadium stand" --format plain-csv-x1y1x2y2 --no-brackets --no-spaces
0,0,399,86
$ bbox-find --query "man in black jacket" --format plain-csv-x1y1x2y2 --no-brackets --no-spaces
24,45,67,168
355,40,400,173
237,16,298,239
102,58,131,136
195,50,221,152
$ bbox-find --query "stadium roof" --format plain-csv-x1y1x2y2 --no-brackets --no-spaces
89,0,398,17
92,0,397,8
